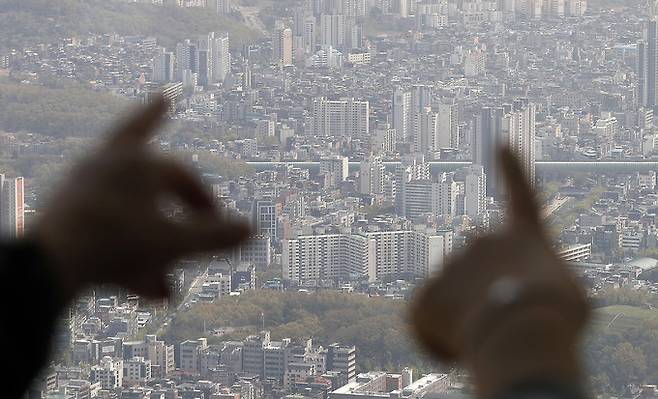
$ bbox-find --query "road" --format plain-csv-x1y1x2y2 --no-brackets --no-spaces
178,269,207,311
159,266,208,332
606,312,624,329
542,195,570,219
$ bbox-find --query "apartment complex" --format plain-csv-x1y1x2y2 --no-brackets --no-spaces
283,230,452,283
182,331,355,386
310,97,370,139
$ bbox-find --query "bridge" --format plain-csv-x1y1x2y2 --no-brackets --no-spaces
245,160,658,174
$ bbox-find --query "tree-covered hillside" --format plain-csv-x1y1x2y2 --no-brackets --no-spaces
164,290,441,373
0,80,129,137
162,287,658,394
0,0,260,51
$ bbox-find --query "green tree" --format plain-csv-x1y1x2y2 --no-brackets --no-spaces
164,291,440,373
607,342,647,393
0,0,260,51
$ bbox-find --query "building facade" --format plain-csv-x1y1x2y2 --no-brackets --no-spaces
0,174,24,238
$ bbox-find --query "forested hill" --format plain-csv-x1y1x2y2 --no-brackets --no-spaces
0,0,260,51
164,290,441,373
0,0,640,53
0,80,129,138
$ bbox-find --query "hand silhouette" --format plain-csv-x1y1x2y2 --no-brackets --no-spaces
411,149,589,399
33,98,251,299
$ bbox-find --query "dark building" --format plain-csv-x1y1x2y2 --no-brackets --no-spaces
326,344,356,383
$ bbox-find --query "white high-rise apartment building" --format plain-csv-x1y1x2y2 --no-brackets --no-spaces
506,100,536,187
434,172,460,216
359,156,385,195
320,14,346,49
0,174,24,239
152,47,175,82
413,106,457,154
203,32,231,85
395,155,430,215
283,230,452,282
192,32,230,85
437,102,458,149
211,32,230,83
175,39,198,80
411,88,455,154
272,27,293,66
393,88,413,142
464,165,487,219
320,156,350,185
311,97,370,139
638,20,658,110
473,100,535,197
365,230,448,278
413,107,439,154
283,234,376,282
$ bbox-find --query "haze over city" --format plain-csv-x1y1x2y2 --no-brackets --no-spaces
2,0,658,397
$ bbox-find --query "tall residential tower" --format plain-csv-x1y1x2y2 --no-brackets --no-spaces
639,20,658,110
473,100,535,197
0,174,25,238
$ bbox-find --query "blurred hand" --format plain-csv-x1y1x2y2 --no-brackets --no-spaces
33,98,250,299
411,149,589,398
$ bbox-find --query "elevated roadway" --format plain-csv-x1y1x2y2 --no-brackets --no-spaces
245,160,658,174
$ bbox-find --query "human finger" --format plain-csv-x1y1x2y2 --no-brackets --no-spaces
411,276,459,361
499,147,541,233
164,216,252,256
106,96,168,150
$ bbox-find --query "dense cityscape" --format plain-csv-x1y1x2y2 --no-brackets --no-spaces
4,0,658,397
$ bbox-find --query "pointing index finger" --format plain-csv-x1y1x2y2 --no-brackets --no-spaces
499,147,542,233
106,95,168,150
166,216,252,256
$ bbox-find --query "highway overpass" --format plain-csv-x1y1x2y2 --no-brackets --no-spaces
246,160,658,174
